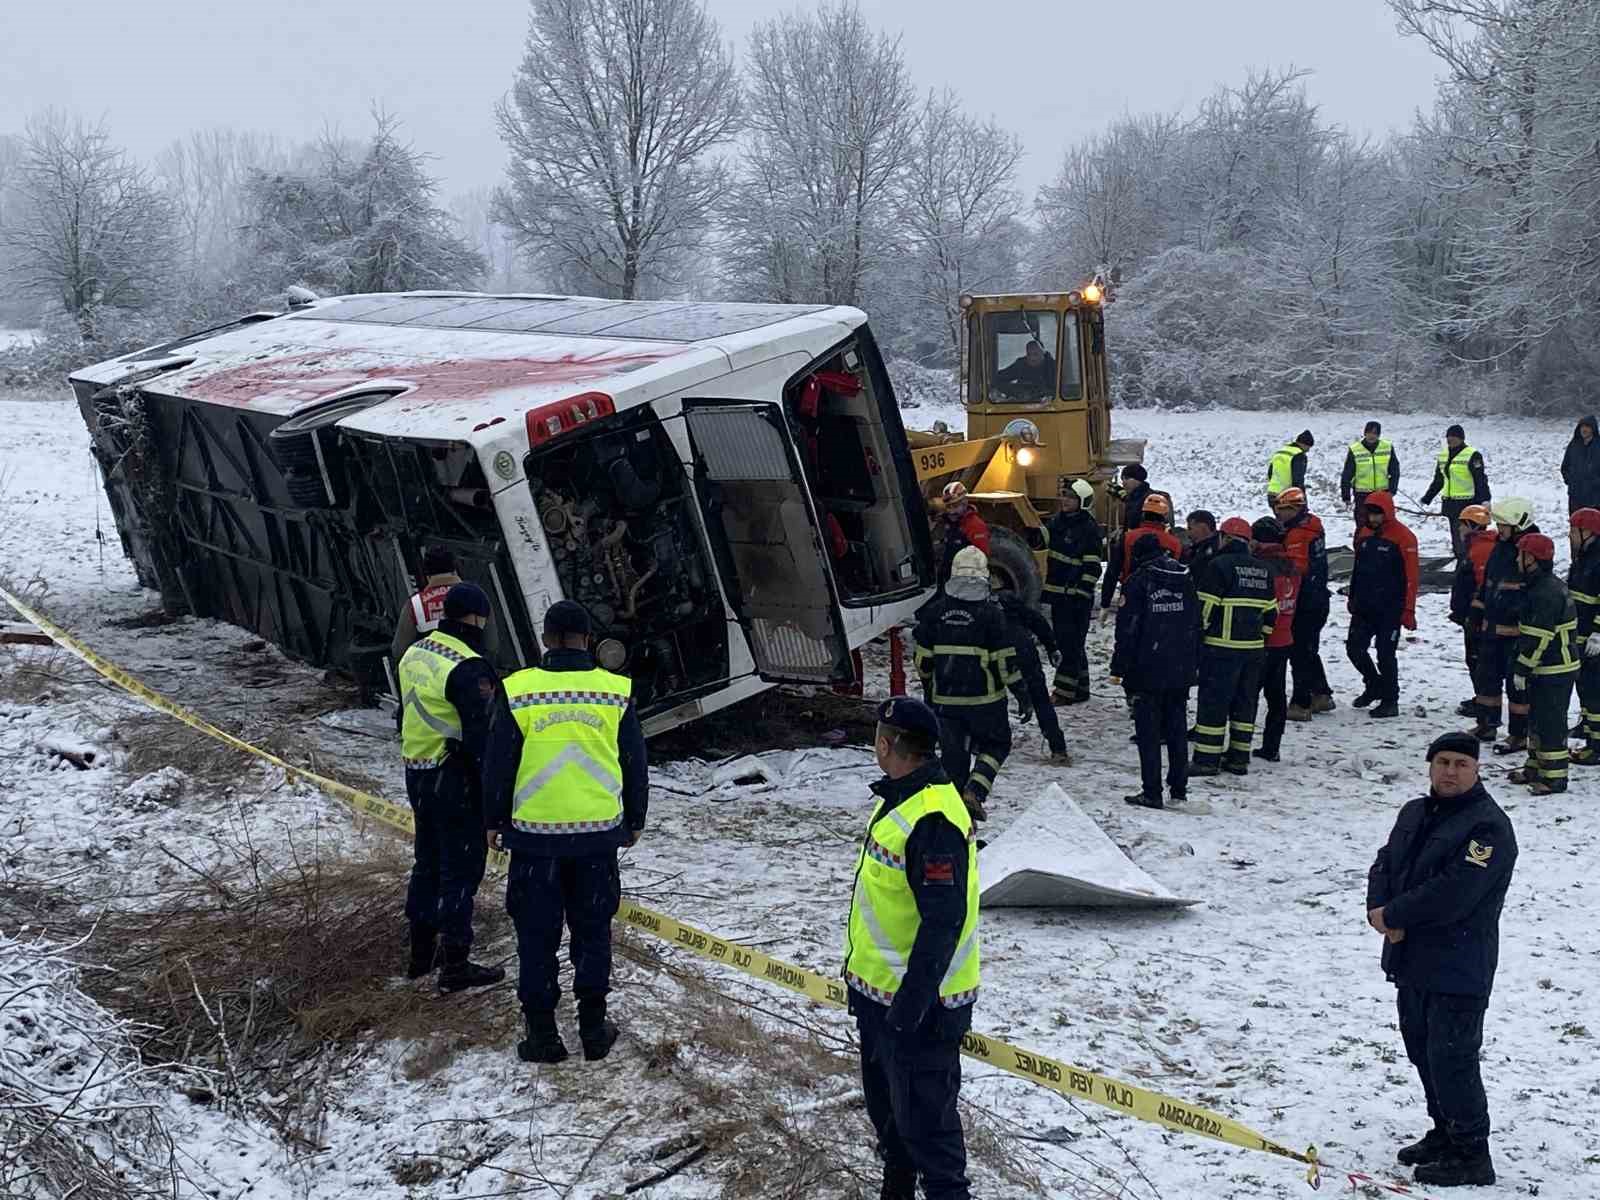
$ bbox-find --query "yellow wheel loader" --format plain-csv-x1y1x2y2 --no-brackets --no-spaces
909,286,1146,604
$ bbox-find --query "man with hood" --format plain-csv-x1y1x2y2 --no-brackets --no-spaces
1044,479,1103,704
1250,517,1300,763
1266,430,1314,505
1276,488,1335,719
1506,534,1578,795
1448,505,1497,716
1468,499,1537,751
1190,518,1277,777
1112,534,1201,808
1421,425,1490,559
914,546,1018,821
1348,493,1420,720
1341,421,1400,530
1568,508,1600,765
1366,732,1516,1189
1561,415,1600,513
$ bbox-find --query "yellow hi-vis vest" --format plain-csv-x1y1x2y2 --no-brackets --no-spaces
397,631,480,768
1267,443,1304,495
844,783,980,1009
1348,439,1393,493
504,666,630,835
1437,445,1480,500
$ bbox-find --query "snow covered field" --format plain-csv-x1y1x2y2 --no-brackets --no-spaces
3,392,1598,1198
0,328,38,353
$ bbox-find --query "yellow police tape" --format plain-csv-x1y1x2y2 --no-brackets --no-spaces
1,585,1319,1183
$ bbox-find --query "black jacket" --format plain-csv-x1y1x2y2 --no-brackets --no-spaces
997,591,1057,663
993,352,1056,399
913,594,1017,736
1367,782,1517,997
1561,415,1600,512
1111,553,1201,692
1569,536,1600,638
846,760,974,1039
1043,508,1103,603
480,648,649,857
1516,567,1578,675
1181,533,1223,598
1197,540,1277,651
1350,529,1408,624
1420,447,1490,506
1480,530,1535,633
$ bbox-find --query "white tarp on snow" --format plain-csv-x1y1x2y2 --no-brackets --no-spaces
979,783,1199,909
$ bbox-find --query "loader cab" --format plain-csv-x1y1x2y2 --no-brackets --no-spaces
959,289,1116,517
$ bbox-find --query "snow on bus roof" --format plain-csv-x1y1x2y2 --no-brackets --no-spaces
69,293,854,436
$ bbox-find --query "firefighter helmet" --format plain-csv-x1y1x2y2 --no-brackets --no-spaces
1141,493,1171,518
1220,516,1253,539
1460,504,1491,529
1490,497,1534,531
1519,532,1556,562
1571,508,1600,536
942,481,968,504
1274,487,1307,509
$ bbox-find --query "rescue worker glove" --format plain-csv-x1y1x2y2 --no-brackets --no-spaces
1585,633,1600,658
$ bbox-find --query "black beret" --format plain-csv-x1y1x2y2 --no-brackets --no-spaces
1297,429,1315,448
877,697,941,741
1122,463,1148,482
1427,731,1480,762
442,582,491,620
544,599,592,637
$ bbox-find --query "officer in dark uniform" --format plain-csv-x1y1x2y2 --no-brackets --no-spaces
395,582,506,991
993,585,1069,761
1190,518,1277,777
481,601,649,1063
1569,508,1600,763
1044,479,1103,704
1112,534,1201,808
1468,499,1537,750
913,547,1017,820
1506,533,1578,795
1367,732,1516,1189
845,698,979,1200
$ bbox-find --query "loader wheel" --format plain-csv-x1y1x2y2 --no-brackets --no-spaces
986,526,1042,608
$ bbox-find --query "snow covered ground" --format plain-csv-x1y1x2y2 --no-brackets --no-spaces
0,328,38,353
3,390,1598,1198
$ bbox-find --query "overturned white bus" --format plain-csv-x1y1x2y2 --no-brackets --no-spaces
70,293,935,734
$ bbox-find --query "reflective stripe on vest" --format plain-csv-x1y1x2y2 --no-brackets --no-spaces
1436,445,1479,500
1197,592,1277,650
504,666,631,835
1518,619,1581,676
843,782,980,1008
397,632,480,768
1267,444,1303,495
1348,439,1393,494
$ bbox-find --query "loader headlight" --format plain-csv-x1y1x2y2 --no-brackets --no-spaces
1083,283,1103,304
1017,446,1038,467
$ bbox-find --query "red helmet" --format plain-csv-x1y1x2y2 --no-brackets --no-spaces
1520,532,1556,562
1220,517,1253,539
1572,508,1600,535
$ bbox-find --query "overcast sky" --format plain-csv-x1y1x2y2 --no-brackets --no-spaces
1,0,1442,201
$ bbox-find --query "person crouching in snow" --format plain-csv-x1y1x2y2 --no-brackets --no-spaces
1347,493,1419,720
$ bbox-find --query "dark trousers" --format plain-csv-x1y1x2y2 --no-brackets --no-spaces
1526,673,1575,787
1441,498,1471,559
1463,627,1480,683
1258,646,1291,755
1346,613,1400,702
856,1001,970,1200
1352,491,1372,534
1396,987,1490,1146
936,707,1010,800
1132,688,1188,800
1192,649,1263,767
506,850,621,1015
1049,597,1092,699
1010,640,1065,753
1579,657,1600,745
1473,636,1528,736
405,764,488,951
1288,598,1331,706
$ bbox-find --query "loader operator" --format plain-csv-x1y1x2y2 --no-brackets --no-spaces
992,338,1055,400
396,582,505,993
913,546,1017,822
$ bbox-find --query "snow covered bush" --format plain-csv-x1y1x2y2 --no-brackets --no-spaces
885,357,956,410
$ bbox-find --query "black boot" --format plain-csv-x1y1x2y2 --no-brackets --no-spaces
437,944,506,994
1222,756,1249,776
879,1167,917,1200
1396,1126,1450,1166
1414,1141,1495,1187
1188,760,1220,777
405,923,438,979
1352,686,1379,708
517,1010,568,1064
1123,792,1163,809
577,997,619,1061
1369,701,1400,719
1252,747,1280,763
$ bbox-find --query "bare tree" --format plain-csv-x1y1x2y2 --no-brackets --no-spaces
889,90,1022,361
494,0,739,300
1,111,177,338
724,2,917,307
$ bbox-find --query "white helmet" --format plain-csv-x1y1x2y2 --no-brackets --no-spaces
1069,479,1095,504
950,545,989,581
942,481,968,504
1490,497,1534,531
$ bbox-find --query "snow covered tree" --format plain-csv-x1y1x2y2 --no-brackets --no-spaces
1,112,178,339
723,2,917,307
881,90,1023,362
244,115,484,296
494,0,740,300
